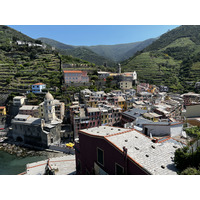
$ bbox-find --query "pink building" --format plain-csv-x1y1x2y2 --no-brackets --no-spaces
64,70,89,84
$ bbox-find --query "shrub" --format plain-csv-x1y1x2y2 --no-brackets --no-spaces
181,167,200,175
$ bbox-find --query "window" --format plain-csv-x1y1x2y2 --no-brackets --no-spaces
115,163,124,175
97,147,104,166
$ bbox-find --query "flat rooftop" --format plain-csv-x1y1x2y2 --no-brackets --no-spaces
80,126,185,175
13,96,26,99
87,107,100,112
12,114,41,125
19,105,39,110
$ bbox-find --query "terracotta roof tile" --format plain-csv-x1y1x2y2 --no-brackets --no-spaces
63,71,82,73
33,83,45,85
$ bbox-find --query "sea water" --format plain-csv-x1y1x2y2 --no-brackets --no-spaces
0,150,49,175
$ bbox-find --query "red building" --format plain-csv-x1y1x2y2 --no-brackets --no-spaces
75,126,183,175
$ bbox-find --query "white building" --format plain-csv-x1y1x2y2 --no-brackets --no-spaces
13,96,26,106
97,71,110,79
142,122,184,137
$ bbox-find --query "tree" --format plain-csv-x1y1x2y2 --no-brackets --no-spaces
27,92,37,100
90,75,98,81
174,146,190,171
185,126,200,138
35,40,42,44
12,36,19,42
106,76,114,82
6,78,11,85
181,167,200,175
29,49,37,60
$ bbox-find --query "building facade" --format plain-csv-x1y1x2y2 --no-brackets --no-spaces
75,126,183,175
13,96,26,106
11,92,62,148
19,105,39,118
142,122,183,137
119,81,132,90
39,99,65,121
64,71,89,84
32,83,46,93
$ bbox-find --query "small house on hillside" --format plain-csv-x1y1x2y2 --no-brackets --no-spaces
32,83,46,93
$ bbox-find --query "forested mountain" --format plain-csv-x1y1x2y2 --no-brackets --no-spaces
122,25,200,93
87,38,157,62
38,37,157,65
39,37,116,66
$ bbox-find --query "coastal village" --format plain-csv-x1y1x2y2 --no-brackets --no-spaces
1,62,200,175
1,25,200,176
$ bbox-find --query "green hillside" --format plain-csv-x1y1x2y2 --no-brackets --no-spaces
38,37,75,50
0,25,97,93
39,37,115,66
39,37,157,65
122,25,200,93
87,38,157,62
0,25,35,44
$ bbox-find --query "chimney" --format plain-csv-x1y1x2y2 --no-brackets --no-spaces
152,138,158,143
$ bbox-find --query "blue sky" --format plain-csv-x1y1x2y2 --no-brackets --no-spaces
8,25,180,46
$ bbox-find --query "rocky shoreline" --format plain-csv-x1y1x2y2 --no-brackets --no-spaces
0,142,43,157
0,138,65,158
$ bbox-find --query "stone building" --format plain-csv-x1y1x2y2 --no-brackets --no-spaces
11,92,62,148
119,81,132,90
39,99,65,121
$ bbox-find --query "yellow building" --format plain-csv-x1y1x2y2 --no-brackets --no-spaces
87,100,98,108
117,96,126,111
101,110,109,125
0,106,6,116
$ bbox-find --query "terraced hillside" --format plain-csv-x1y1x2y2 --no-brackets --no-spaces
122,25,200,92
0,25,97,94
0,52,60,93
